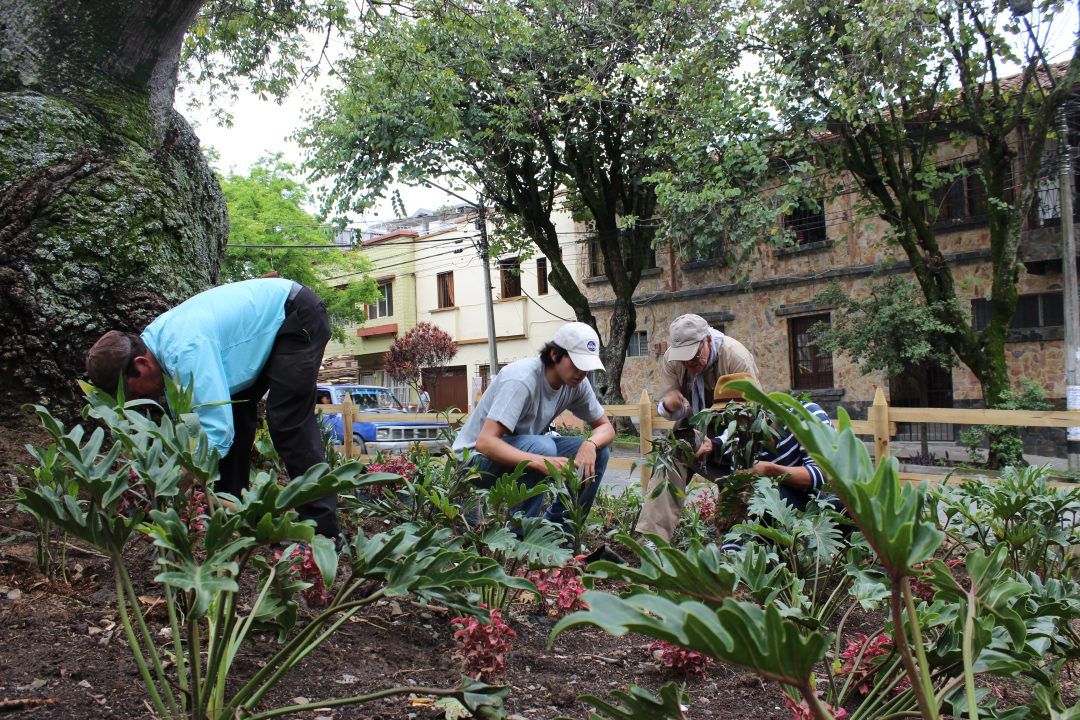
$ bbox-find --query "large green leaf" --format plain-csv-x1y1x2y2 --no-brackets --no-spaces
587,534,737,607
731,382,943,578
551,592,827,687
556,682,688,720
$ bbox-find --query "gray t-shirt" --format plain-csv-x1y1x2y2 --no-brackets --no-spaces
452,356,606,454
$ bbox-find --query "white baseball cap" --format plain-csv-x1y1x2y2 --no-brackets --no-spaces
552,322,605,372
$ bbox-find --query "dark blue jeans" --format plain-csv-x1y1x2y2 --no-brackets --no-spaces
469,434,609,526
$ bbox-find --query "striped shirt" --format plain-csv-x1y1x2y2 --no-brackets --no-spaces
764,402,831,492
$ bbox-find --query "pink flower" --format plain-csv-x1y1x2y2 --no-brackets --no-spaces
451,606,516,681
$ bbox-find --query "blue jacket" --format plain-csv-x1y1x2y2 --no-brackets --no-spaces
141,278,293,455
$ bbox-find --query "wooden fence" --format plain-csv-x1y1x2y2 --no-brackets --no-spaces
319,387,1080,488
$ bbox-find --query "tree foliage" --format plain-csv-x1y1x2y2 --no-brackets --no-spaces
741,0,1079,409
218,155,378,340
181,0,355,120
810,278,956,380
300,0,742,402
384,322,459,397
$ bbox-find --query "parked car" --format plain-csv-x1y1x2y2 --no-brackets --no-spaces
316,384,450,455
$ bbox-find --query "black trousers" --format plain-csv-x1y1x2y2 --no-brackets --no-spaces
217,285,339,538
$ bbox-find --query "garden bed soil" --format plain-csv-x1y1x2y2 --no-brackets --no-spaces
0,524,779,719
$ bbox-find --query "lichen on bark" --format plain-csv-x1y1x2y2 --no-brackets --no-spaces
0,84,225,421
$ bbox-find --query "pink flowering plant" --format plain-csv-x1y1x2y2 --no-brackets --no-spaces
648,640,714,677
452,606,517,681
525,558,587,617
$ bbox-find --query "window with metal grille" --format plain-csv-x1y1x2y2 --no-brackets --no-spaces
789,313,833,389
500,257,521,298
367,280,393,319
626,330,648,357
536,257,548,295
437,271,455,309
783,199,827,245
933,162,987,223
971,292,1065,331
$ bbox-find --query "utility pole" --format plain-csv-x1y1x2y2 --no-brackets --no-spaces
1059,108,1079,468
420,179,501,387
476,202,501,378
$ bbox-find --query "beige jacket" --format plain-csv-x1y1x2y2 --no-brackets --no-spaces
657,330,759,427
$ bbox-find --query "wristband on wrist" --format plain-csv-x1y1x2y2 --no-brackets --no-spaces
585,438,598,450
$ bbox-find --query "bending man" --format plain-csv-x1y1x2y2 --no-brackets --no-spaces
452,322,615,530
85,278,340,540
635,314,759,544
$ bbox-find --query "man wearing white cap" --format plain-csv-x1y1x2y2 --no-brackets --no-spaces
452,322,615,527
635,314,759,543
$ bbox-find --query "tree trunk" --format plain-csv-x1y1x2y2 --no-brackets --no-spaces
0,0,226,422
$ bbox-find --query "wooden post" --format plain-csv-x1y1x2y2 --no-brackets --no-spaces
870,387,890,463
342,395,355,459
639,389,653,491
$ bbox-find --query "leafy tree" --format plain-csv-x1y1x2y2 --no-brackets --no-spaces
384,322,459,405
745,0,1079,420
300,0,740,403
218,155,378,341
0,0,352,417
810,278,956,456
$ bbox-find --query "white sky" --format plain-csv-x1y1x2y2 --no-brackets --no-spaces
175,70,466,227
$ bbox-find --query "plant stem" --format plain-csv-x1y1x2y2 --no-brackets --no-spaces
114,561,171,718
241,685,462,720
189,603,202,720
164,589,188,711
118,559,179,717
961,589,979,720
889,579,938,720
226,588,386,713
798,684,836,720
901,576,938,718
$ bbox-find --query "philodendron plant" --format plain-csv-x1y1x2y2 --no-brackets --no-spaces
552,384,1080,720
17,381,511,720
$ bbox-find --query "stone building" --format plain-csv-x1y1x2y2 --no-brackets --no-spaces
579,131,1079,453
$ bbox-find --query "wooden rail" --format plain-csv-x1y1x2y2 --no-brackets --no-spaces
318,387,1080,487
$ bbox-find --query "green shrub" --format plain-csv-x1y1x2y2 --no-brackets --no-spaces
16,381,511,720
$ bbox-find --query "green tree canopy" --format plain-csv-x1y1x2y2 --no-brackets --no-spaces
219,155,378,340
299,0,742,402
660,0,1079,416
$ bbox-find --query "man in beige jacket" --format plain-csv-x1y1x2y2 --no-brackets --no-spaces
635,314,759,544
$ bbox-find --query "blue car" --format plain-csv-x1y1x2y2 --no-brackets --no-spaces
316,384,450,455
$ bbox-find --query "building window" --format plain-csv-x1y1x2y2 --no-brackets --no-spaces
588,239,603,278
500,257,521,298
789,313,834,389
367,280,393,319
536,257,548,295
437,271,455,309
971,292,1065,331
783,199,827,245
626,330,648,357
933,162,987,224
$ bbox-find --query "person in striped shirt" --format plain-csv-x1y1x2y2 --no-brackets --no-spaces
713,376,838,513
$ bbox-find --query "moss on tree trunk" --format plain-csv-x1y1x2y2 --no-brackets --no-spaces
0,0,225,422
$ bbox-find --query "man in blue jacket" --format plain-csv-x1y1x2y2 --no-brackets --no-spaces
85,278,339,539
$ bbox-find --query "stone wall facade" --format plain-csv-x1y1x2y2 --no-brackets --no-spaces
579,168,1073,434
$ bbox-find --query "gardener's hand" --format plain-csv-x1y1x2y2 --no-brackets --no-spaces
531,455,569,474
661,390,689,417
574,440,597,480
694,435,713,460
